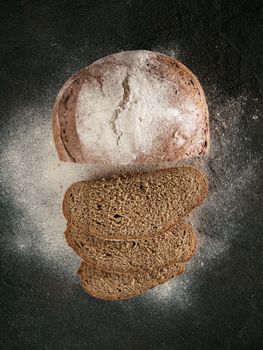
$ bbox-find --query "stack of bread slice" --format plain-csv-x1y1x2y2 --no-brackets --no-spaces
63,166,208,300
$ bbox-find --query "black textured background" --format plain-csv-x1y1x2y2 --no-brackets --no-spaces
0,1,263,349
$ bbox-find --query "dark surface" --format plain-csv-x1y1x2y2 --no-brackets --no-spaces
0,1,263,349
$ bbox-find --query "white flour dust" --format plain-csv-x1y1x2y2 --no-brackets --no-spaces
0,54,261,303
138,91,261,307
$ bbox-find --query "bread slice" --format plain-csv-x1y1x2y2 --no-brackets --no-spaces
52,50,209,165
78,261,185,300
63,166,208,240
65,221,196,273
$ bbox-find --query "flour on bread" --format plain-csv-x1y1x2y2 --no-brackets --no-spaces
76,51,205,163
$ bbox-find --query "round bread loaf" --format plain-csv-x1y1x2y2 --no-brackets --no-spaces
52,50,209,164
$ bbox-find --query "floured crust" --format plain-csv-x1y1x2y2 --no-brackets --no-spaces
52,73,87,162
78,261,185,300
52,50,209,164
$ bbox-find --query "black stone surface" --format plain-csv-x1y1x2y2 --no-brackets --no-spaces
0,1,263,349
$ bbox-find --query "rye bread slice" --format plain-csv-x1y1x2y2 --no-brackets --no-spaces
78,261,185,300
63,166,208,240
65,221,196,273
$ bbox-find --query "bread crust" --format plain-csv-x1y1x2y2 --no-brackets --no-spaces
52,50,209,164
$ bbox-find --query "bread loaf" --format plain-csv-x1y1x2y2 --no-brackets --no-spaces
78,261,184,300
52,50,209,164
63,166,208,240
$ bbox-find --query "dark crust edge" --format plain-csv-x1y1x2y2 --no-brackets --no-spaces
52,73,80,162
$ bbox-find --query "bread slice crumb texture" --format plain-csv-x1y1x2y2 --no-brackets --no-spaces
78,261,185,300
65,221,196,272
63,166,208,240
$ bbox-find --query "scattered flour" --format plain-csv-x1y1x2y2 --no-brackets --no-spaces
0,51,261,304
139,90,262,307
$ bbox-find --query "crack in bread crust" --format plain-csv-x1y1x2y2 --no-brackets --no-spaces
110,74,130,146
